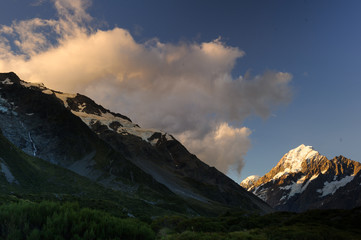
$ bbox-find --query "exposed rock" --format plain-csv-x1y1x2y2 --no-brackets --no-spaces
242,145,361,212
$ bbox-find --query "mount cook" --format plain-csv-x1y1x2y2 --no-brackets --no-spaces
241,144,361,212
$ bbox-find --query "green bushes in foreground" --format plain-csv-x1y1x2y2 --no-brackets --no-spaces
152,208,361,240
0,201,155,240
0,200,360,240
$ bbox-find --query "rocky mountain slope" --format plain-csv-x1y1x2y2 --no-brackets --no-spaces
0,72,272,215
241,144,361,212
0,73,172,195
0,126,193,218
61,93,270,212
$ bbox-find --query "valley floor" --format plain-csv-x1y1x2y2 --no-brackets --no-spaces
0,197,360,240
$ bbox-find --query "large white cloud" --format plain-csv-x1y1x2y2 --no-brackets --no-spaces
0,0,292,176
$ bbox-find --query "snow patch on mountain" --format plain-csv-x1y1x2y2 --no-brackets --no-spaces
121,127,174,144
279,174,319,201
117,127,158,141
242,175,260,184
279,176,306,199
241,175,260,189
321,169,328,174
280,175,318,201
54,92,77,108
317,175,355,197
1,78,13,85
165,133,175,141
54,91,175,146
73,110,137,129
42,89,53,95
78,103,86,112
20,81,46,89
253,185,268,201
273,171,289,180
310,174,319,181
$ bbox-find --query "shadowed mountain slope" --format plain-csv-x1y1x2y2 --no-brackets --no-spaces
0,72,272,215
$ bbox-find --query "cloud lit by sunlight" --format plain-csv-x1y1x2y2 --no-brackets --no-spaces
0,0,292,175
178,123,251,174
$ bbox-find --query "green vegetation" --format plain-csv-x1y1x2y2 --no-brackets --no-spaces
152,208,361,240
0,199,360,240
0,201,154,240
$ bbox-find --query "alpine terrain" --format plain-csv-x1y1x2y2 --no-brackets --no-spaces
241,144,361,212
0,72,271,216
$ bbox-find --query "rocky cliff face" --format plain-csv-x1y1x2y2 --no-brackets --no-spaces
0,72,272,214
241,144,361,212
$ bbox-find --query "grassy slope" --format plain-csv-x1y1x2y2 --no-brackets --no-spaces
0,130,193,218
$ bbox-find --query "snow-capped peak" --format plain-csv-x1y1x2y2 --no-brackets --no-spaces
288,144,319,160
280,144,320,169
240,175,260,189
242,175,261,183
271,144,323,180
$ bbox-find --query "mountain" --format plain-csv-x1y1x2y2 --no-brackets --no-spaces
0,126,183,218
240,175,260,190
0,72,174,197
241,144,361,212
62,93,271,213
0,72,272,215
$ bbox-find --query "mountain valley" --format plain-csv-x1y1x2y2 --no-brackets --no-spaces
0,72,361,239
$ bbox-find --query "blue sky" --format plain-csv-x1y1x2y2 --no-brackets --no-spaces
1,0,360,182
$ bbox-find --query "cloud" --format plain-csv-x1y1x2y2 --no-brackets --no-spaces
178,123,251,174
0,0,292,175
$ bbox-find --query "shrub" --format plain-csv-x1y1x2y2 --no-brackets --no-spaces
0,201,155,240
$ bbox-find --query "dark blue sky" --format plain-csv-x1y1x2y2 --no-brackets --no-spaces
1,0,360,181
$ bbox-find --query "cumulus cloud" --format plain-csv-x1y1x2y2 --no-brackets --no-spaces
0,0,292,176
178,123,251,174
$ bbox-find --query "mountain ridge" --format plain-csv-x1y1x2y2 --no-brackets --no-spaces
241,144,361,212
0,72,272,215
54,74,271,212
